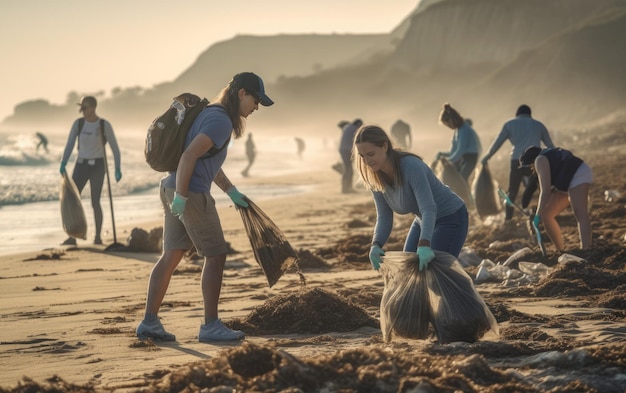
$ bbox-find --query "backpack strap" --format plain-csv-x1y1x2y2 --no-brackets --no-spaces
201,136,231,159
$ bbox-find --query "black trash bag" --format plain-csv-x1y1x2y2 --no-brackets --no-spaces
380,251,498,343
60,172,87,239
472,164,501,218
238,198,304,288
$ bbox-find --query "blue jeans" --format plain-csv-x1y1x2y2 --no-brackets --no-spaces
403,205,469,258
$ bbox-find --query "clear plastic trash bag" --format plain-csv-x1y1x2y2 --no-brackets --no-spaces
380,251,499,343
60,172,87,239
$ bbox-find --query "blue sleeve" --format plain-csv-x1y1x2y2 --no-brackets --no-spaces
484,125,509,160
61,119,80,163
405,161,438,242
103,120,121,170
448,129,466,163
372,191,394,247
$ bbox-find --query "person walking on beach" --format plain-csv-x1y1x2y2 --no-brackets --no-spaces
339,118,363,194
241,133,256,177
435,103,482,181
295,137,305,159
354,125,468,272
136,72,273,343
481,105,555,221
390,119,412,150
35,131,49,153
59,96,122,245
519,146,593,251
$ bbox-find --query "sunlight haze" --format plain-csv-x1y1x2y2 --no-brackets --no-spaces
0,0,418,122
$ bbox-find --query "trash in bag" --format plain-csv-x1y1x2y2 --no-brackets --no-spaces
472,164,501,218
432,157,473,209
380,251,499,343
60,172,87,239
238,198,305,288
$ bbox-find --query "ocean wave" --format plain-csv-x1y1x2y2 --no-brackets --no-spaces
0,152,51,166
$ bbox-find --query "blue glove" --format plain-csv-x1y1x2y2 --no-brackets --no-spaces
226,186,249,208
115,169,122,182
532,214,541,228
417,246,435,271
59,161,67,174
170,192,187,217
369,245,385,271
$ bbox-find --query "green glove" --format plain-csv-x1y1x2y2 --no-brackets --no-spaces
59,161,67,174
417,246,435,271
170,192,187,217
532,214,541,228
369,244,385,271
115,169,122,182
226,186,249,208
481,156,489,165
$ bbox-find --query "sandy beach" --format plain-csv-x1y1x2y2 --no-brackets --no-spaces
1,122,625,392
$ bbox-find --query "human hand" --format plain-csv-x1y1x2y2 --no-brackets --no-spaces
226,186,249,208
417,246,435,271
170,192,187,217
59,161,67,175
115,169,122,182
369,245,385,271
481,156,489,165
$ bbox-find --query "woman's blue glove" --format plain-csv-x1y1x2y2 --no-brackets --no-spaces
369,245,385,271
59,161,67,174
115,169,122,182
226,186,249,208
417,246,435,271
170,192,187,217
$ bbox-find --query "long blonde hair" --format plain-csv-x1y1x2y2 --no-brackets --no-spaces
353,125,422,192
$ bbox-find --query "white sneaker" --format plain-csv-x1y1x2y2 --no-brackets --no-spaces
136,319,176,341
199,319,245,342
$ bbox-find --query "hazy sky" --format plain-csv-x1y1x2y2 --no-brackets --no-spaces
0,0,418,122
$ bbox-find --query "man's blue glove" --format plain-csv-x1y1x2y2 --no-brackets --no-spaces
417,246,435,271
59,161,67,175
115,169,122,182
532,214,541,228
170,192,187,217
226,186,249,208
369,244,385,271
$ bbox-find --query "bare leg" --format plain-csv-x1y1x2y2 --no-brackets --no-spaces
539,191,570,251
144,249,186,315
202,253,227,323
569,183,592,249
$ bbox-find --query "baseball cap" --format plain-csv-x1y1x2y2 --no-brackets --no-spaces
77,96,97,109
232,72,274,106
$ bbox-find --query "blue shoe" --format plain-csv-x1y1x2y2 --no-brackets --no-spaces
199,319,244,342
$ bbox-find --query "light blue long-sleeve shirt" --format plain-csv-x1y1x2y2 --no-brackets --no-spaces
443,122,482,163
372,155,465,246
483,114,555,161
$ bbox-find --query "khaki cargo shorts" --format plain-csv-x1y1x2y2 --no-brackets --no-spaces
160,187,228,257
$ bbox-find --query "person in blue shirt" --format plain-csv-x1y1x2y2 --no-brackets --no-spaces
354,125,468,272
339,118,363,193
481,105,555,221
136,72,273,343
436,103,482,181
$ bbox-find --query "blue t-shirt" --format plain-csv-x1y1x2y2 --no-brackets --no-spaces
372,155,465,245
161,105,232,193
